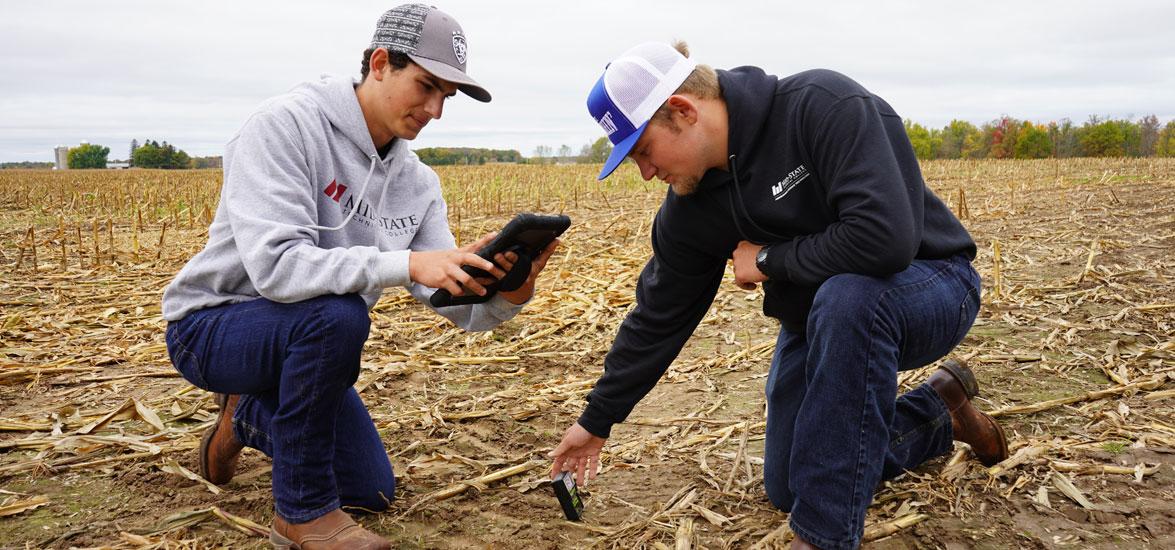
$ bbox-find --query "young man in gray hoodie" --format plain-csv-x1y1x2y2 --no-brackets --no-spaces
162,5,556,549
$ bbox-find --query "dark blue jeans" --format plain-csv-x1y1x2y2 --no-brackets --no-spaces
165,294,396,523
763,254,981,550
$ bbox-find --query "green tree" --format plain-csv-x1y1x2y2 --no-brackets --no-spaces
1113,119,1142,157
133,140,163,167
1014,122,1052,159
588,137,612,162
1156,120,1175,157
937,120,979,159
904,120,940,160
132,140,192,168
67,143,110,169
1080,120,1126,157
961,130,989,159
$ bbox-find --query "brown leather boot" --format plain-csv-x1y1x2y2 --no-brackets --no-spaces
199,393,244,485
270,509,391,550
926,359,1009,466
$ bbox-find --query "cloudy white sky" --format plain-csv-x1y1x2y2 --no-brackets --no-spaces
2,0,1172,162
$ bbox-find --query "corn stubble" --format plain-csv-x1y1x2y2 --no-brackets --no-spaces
0,159,1173,548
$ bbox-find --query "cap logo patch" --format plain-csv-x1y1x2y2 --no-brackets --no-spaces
452,33,467,65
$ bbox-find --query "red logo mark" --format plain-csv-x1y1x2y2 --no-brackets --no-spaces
324,179,348,202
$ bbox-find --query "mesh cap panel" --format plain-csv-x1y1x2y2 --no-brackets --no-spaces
607,62,660,117
636,43,681,74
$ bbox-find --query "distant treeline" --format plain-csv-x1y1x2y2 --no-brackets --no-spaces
415,147,524,166
191,156,222,169
132,140,190,169
905,115,1175,160
12,117,1174,170
1,161,54,169
130,138,220,168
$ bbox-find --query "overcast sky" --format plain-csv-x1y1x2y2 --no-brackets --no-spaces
2,0,1173,162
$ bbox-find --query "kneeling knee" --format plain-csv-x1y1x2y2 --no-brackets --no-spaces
305,295,371,355
762,460,796,512
314,295,371,336
764,481,795,512
809,274,884,328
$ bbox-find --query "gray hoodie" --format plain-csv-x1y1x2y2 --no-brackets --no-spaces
162,74,521,330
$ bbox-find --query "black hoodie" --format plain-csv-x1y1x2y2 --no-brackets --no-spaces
578,67,976,438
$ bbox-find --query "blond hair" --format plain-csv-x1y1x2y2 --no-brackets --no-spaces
650,41,720,129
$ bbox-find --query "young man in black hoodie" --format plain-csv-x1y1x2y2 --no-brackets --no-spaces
549,42,1009,550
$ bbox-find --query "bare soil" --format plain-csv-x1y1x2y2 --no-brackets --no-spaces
1,159,1173,549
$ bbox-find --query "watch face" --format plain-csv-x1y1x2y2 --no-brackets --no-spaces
756,247,769,268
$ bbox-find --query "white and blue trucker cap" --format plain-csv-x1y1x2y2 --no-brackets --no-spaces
587,43,697,180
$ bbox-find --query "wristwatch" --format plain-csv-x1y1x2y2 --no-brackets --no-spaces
755,245,772,277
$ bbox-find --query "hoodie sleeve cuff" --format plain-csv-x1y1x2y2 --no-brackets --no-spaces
764,242,795,284
376,250,413,288
577,401,616,439
483,292,526,320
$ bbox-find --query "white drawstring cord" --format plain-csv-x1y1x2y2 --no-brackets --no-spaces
306,153,380,231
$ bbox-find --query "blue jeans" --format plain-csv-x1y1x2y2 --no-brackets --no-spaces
165,294,396,523
763,254,981,550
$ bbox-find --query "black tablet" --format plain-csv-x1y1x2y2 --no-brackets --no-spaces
429,213,570,307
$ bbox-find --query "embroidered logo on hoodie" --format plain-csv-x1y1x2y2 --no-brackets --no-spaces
771,164,809,201
323,177,420,236
324,179,348,202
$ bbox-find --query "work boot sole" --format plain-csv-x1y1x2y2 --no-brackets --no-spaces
270,529,298,550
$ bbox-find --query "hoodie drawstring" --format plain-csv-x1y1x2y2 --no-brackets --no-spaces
727,154,790,243
306,153,383,231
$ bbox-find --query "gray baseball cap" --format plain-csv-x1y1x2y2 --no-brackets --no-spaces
370,4,491,102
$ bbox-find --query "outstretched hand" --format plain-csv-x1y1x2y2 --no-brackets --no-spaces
548,422,606,486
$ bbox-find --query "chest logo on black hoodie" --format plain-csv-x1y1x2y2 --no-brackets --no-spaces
772,164,809,201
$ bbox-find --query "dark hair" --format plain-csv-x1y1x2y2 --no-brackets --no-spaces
360,48,411,81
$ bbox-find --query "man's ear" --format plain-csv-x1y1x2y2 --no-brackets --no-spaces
665,95,699,125
370,48,388,81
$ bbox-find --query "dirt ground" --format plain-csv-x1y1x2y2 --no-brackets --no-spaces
1,159,1173,549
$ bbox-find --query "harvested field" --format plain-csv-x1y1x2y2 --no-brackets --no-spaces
1,158,1173,549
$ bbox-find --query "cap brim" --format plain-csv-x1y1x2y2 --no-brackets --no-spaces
408,54,491,103
597,121,647,180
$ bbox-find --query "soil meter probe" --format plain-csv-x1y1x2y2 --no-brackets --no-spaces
552,471,584,521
